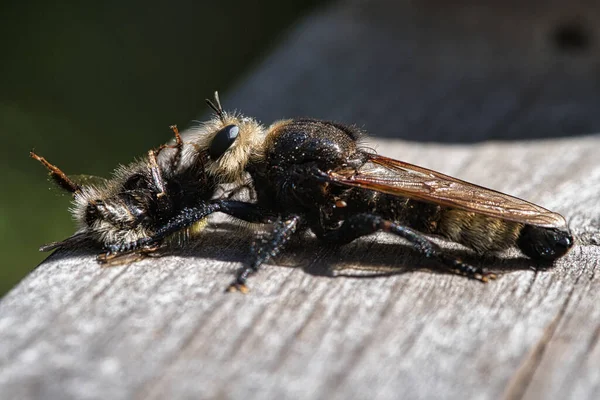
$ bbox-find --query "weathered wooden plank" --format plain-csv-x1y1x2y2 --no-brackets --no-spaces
2,137,597,400
2,1,600,399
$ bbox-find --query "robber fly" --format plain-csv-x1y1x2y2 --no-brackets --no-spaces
100,93,575,292
31,122,252,263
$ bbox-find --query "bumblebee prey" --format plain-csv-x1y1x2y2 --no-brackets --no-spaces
31,121,254,263
114,92,574,292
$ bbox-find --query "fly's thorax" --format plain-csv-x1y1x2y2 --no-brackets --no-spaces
183,113,266,184
260,118,361,171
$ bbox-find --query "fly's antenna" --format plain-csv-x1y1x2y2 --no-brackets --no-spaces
205,91,225,122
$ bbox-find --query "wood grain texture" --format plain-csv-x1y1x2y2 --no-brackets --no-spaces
2,1,600,399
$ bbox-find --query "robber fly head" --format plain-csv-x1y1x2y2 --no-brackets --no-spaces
182,92,266,184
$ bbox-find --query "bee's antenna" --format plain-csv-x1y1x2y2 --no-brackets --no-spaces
205,91,225,122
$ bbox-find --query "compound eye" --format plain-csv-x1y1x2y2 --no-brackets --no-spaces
209,124,239,159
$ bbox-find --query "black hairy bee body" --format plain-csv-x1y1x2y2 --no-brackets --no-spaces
106,93,573,292
78,151,213,245
32,126,217,258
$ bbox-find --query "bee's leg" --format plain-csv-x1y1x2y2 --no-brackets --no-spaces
97,244,161,265
30,151,81,194
146,148,168,199
147,125,187,202
100,200,276,258
319,213,496,282
156,125,184,171
227,215,301,293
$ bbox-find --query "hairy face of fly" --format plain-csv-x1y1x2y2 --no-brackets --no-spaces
183,113,265,183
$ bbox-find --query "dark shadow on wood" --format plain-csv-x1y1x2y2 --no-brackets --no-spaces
44,222,555,283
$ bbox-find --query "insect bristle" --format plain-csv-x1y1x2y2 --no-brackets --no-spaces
205,91,225,122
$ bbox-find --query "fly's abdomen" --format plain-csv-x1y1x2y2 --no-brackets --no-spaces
436,209,523,254
517,225,574,261
371,195,441,234
436,208,574,260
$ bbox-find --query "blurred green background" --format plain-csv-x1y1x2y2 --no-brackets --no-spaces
0,1,322,295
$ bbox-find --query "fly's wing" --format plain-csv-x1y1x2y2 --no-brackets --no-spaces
328,154,568,229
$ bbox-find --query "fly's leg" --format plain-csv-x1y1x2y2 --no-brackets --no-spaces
227,215,302,293
30,151,82,194
98,200,276,261
319,213,497,282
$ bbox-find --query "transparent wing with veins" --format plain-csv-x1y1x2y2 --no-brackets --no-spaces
327,154,568,229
